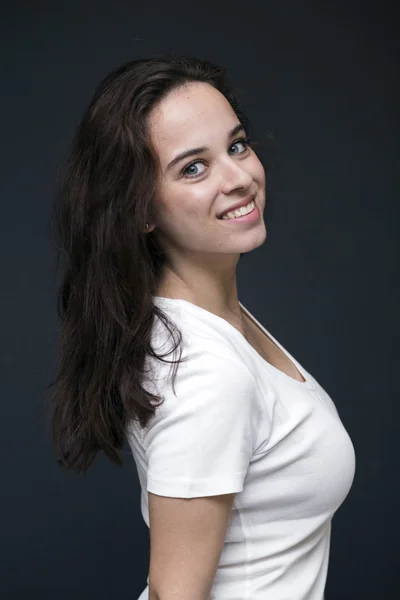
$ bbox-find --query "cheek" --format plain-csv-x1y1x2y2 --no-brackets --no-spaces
171,183,216,218
251,155,266,184
188,184,216,209
158,183,215,223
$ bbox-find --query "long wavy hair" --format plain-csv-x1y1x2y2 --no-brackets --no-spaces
48,54,268,474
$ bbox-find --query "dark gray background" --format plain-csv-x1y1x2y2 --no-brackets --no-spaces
1,1,398,598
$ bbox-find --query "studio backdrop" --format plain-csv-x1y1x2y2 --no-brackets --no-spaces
1,1,398,599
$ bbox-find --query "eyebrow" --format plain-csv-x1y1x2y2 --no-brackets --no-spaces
165,123,246,173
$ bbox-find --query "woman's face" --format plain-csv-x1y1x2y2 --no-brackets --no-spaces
147,81,267,265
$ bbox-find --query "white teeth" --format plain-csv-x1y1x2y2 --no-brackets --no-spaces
222,199,255,220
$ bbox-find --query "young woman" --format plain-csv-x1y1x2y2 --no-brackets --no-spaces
50,55,356,600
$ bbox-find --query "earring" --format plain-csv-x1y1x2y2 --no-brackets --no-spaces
145,223,149,229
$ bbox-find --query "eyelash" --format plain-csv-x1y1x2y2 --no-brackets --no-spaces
181,136,252,179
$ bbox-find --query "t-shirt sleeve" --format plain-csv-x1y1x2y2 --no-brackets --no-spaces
143,342,257,498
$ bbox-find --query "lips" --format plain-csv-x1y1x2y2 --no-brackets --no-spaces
217,193,256,219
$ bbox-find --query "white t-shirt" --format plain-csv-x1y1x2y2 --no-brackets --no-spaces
126,297,356,600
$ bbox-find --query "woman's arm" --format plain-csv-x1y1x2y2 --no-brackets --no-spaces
147,490,237,600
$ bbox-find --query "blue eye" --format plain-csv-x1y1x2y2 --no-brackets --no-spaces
230,137,251,154
181,136,251,179
182,161,207,178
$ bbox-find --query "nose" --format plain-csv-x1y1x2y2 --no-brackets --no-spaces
220,158,253,195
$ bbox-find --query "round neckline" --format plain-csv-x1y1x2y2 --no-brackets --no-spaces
153,296,315,390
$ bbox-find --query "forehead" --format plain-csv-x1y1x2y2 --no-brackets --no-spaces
148,82,239,159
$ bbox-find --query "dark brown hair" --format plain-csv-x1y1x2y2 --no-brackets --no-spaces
48,54,265,474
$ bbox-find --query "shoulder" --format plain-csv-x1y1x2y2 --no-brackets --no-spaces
143,310,257,418
150,301,255,380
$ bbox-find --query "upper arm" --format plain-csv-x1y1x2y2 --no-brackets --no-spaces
144,345,257,498
148,490,236,600
142,344,259,598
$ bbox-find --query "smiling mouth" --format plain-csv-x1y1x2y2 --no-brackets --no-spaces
217,199,256,220
217,193,257,219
